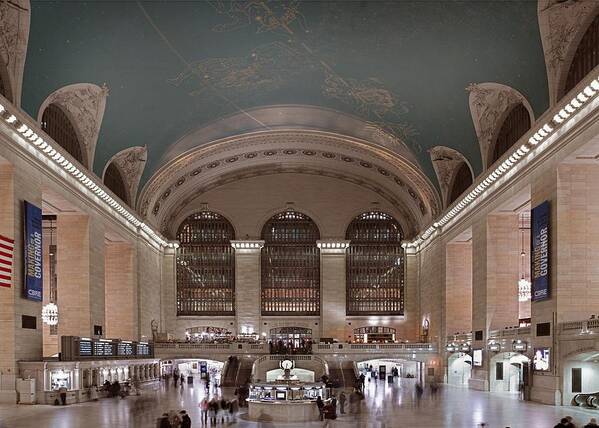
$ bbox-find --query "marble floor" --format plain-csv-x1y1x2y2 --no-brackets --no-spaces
0,377,597,428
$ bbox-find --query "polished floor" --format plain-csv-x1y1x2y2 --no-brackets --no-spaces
0,376,597,428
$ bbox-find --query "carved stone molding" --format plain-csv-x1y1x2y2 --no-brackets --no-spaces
0,0,30,107
37,83,109,169
160,165,420,240
102,145,148,206
466,82,534,170
428,146,473,208
137,129,442,227
538,0,599,106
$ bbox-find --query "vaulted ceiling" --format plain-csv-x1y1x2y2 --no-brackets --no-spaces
22,0,549,186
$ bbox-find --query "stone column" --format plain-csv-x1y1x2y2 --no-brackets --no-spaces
445,241,472,337
486,213,520,331
57,214,105,338
105,241,135,340
317,240,349,341
160,243,177,337
469,217,489,391
231,240,264,335
0,162,43,403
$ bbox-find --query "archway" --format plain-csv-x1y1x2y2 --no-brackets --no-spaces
563,350,599,407
447,352,472,386
489,352,530,394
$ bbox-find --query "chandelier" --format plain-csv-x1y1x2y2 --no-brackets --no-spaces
518,214,531,303
41,303,59,326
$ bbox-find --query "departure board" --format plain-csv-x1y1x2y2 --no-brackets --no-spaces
117,342,134,356
79,340,93,356
137,343,150,356
93,341,114,357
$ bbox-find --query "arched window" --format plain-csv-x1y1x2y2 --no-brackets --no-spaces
176,212,235,316
103,163,129,204
261,210,320,315
346,211,404,315
490,103,530,165
448,162,473,205
563,14,599,98
41,103,85,166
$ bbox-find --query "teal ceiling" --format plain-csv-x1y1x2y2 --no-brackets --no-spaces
23,0,548,186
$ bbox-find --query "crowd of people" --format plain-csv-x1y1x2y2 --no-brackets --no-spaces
268,338,313,355
553,416,599,428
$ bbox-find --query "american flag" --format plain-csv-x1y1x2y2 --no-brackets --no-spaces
0,235,14,288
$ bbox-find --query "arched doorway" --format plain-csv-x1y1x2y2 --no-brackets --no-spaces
447,353,472,386
563,350,599,406
489,352,530,394
269,327,313,354
353,326,396,343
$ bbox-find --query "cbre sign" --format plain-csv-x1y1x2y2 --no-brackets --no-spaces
531,201,550,302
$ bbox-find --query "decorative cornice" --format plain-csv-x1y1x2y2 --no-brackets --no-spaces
231,240,264,252
0,95,170,250
317,240,350,253
407,74,599,251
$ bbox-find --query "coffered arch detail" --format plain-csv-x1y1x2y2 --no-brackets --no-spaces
138,130,441,239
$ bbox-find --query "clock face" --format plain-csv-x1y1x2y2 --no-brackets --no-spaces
281,360,293,370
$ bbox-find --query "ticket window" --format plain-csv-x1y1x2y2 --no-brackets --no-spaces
49,370,72,391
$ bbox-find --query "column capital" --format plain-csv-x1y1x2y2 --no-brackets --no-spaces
317,239,350,254
164,240,179,255
230,240,264,252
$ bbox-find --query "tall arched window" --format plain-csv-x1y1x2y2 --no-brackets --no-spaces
490,103,530,165
41,104,85,166
346,211,404,315
261,210,320,315
103,163,129,205
448,162,473,205
176,212,235,316
563,14,599,98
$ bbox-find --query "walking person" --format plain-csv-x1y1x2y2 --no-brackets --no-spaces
585,418,599,428
209,397,218,425
180,410,191,428
322,401,337,427
338,391,346,414
199,398,209,425
316,396,325,421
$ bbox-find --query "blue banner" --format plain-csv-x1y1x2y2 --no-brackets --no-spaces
23,201,42,301
531,201,550,302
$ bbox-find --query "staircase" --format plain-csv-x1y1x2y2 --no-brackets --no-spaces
221,356,240,387
326,360,356,388
341,360,357,388
235,358,254,386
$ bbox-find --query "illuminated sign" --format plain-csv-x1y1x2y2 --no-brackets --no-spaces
473,349,483,367
533,348,550,372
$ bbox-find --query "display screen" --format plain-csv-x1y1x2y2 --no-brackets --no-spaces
117,342,134,356
473,349,483,366
533,347,550,371
137,343,150,356
276,391,286,400
94,341,114,357
79,340,93,357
